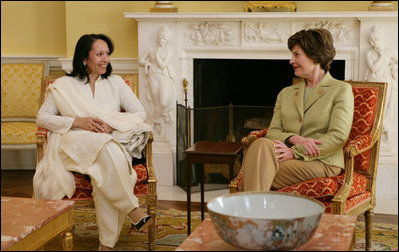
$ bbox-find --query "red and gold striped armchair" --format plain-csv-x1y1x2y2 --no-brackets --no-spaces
36,75,157,250
229,81,387,251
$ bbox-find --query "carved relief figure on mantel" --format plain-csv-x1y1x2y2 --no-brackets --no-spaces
139,27,175,140
305,21,354,45
244,23,289,43
365,25,398,147
189,22,232,46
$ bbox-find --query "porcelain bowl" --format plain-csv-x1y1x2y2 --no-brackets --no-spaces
207,191,325,251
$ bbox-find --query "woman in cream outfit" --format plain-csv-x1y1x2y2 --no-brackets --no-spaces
242,29,354,192
33,34,152,251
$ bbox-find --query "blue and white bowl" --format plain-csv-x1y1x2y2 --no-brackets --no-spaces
207,191,324,251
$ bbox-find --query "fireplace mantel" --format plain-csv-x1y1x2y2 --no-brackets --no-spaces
125,11,397,21
125,11,398,188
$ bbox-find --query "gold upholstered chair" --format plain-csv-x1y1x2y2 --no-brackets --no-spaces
36,75,157,250
1,63,45,150
230,80,387,251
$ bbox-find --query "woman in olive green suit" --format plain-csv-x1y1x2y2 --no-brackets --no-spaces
242,28,354,191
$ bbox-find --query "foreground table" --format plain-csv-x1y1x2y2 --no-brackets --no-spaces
1,196,75,251
176,213,357,251
185,141,243,235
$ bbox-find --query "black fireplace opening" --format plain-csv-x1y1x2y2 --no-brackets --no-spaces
193,58,345,142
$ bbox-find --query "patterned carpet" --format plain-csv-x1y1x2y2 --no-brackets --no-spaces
44,208,398,251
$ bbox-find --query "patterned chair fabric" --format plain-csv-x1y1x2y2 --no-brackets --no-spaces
36,74,157,250
229,81,386,251
1,63,45,118
1,63,45,148
1,122,38,145
67,164,149,200
346,87,379,172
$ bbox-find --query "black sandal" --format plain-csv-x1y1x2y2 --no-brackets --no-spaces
131,215,152,232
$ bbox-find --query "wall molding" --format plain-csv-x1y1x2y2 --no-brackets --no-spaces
59,58,139,74
1,56,62,75
1,56,139,75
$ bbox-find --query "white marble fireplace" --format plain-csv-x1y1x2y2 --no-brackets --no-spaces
124,12,397,201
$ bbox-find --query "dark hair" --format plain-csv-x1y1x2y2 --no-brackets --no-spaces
287,28,336,71
67,34,114,83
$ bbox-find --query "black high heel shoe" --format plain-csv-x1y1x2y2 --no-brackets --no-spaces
131,215,152,232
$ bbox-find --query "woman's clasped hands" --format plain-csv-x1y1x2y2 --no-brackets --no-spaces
273,135,323,161
273,140,294,162
72,117,115,134
288,135,322,157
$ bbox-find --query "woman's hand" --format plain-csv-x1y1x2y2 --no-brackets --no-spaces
273,140,294,162
72,117,113,133
100,122,115,134
287,135,322,157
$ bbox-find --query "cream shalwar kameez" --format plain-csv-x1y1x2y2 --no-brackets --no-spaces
33,75,151,247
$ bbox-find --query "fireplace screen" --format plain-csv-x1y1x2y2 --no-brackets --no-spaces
176,103,274,190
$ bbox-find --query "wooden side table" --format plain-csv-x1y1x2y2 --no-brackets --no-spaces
185,141,243,235
1,197,75,251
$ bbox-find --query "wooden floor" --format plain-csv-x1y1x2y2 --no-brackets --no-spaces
1,170,202,211
1,170,397,224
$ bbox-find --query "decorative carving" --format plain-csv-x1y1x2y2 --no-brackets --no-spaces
365,26,398,146
244,23,289,43
189,22,232,46
305,21,353,45
139,27,176,139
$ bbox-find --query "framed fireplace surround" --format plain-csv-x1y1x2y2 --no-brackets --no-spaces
121,12,398,198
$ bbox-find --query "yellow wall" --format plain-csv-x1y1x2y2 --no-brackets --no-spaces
1,1,66,56
2,1,398,58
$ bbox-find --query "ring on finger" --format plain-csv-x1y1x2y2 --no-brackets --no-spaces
89,125,93,130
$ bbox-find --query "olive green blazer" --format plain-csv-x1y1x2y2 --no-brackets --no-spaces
266,72,354,169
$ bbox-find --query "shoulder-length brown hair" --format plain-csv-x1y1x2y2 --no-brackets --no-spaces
288,28,336,71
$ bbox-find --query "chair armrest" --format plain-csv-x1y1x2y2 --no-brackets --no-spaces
242,128,268,150
230,128,268,194
344,135,373,158
332,134,375,213
36,127,48,163
145,132,157,183
229,171,243,193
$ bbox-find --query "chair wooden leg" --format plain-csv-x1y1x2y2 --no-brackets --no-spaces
60,229,73,251
147,193,157,251
365,210,373,251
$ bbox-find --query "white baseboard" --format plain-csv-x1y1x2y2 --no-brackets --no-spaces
1,149,36,170
374,198,398,215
